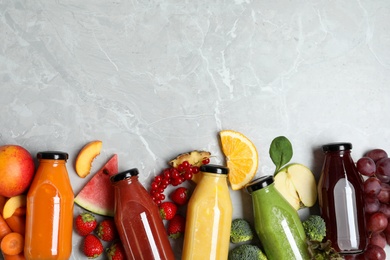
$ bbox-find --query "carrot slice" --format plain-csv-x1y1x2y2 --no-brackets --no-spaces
0,214,12,241
0,232,24,256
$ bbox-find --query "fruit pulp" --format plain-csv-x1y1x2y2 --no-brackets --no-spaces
318,144,367,254
112,172,175,260
25,157,73,260
182,169,232,260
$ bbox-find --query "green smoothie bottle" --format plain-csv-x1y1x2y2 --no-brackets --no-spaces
246,175,310,260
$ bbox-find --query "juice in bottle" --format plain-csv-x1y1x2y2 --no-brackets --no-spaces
182,164,232,260
110,168,175,260
246,175,309,260
318,143,367,254
24,151,73,260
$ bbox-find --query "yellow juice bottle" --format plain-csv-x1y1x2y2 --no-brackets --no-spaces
182,164,232,260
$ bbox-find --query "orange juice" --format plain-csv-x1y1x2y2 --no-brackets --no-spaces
25,152,73,260
182,164,232,260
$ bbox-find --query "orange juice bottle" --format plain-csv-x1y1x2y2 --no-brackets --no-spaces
182,164,232,260
25,151,73,260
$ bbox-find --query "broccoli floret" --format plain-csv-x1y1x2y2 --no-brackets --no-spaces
228,244,267,260
230,218,253,244
230,218,254,243
302,215,326,242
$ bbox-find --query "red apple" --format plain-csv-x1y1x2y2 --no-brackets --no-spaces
0,145,35,197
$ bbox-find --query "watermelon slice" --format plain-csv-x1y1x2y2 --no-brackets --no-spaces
74,154,118,217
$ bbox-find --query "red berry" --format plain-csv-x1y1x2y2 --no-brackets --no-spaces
159,201,177,220
106,240,126,260
75,212,97,236
182,161,190,169
167,214,185,239
96,218,118,242
83,234,103,258
202,158,210,165
154,175,162,182
170,187,189,206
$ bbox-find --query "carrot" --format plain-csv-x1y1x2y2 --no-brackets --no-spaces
11,208,25,217
3,252,26,260
0,214,12,241
0,232,24,256
5,215,25,235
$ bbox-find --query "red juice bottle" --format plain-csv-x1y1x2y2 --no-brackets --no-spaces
317,143,367,254
110,168,175,260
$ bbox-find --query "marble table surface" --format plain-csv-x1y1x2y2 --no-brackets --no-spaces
1,0,390,259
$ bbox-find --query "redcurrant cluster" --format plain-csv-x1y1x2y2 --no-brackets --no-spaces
149,158,210,205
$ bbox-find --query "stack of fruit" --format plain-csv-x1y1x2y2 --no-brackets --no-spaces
0,145,35,259
356,148,390,259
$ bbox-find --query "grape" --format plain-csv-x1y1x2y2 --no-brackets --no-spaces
378,183,390,204
369,232,387,249
366,149,388,163
376,157,390,183
364,177,382,197
356,157,376,176
364,244,386,260
365,196,380,214
379,203,390,218
367,212,388,233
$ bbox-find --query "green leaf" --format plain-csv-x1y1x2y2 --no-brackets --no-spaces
269,136,293,174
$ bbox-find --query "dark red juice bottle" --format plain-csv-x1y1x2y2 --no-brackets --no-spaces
318,143,367,254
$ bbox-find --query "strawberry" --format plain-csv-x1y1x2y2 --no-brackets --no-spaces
75,212,97,236
159,201,177,220
106,240,126,260
96,218,118,242
170,187,189,205
167,214,185,239
83,234,103,258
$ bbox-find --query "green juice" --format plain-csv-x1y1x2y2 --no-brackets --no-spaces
246,176,310,260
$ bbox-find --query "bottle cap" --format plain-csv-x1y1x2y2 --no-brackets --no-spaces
322,142,352,152
110,168,139,183
245,175,274,193
200,164,229,175
37,151,68,161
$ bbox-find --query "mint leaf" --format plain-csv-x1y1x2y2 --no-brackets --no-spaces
269,136,293,174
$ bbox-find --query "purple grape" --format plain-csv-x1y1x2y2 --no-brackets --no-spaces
365,196,380,214
364,177,382,197
376,158,390,183
356,157,376,177
366,149,388,163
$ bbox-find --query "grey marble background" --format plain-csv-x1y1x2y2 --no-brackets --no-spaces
1,0,390,259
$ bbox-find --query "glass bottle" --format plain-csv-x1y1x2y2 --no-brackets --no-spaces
24,151,73,260
318,142,367,254
182,164,232,260
246,175,309,260
110,168,175,260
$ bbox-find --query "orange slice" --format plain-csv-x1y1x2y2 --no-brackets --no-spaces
219,130,258,190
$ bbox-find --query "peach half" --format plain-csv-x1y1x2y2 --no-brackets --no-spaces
75,140,103,178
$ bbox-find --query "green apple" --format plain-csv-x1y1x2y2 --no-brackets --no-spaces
274,163,317,210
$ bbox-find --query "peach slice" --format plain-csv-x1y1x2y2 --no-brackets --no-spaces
75,140,103,178
3,195,26,219
3,195,27,235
